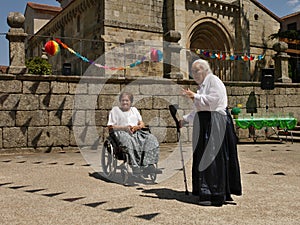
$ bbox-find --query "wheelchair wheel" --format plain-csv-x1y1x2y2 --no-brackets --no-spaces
101,139,117,177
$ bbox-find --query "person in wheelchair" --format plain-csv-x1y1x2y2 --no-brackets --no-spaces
107,92,160,175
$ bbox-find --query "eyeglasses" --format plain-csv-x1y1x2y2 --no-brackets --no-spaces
191,69,200,74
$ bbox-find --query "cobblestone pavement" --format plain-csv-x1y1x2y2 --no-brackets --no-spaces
0,142,299,225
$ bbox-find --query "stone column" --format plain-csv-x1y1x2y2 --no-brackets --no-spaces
41,47,48,60
6,12,28,74
163,30,183,79
272,42,291,83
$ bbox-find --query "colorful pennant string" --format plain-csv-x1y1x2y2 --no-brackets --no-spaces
44,39,265,71
194,49,265,61
44,39,163,70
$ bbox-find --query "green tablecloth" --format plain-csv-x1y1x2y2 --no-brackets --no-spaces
235,117,297,130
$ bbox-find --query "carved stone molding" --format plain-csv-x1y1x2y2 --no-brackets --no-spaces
104,19,163,33
185,0,239,17
164,30,181,42
7,12,25,28
34,0,97,37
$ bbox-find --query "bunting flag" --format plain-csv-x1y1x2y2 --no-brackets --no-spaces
194,49,265,61
44,39,264,71
44,39,163,70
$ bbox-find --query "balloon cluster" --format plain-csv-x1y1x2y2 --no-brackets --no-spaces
150,48,163,62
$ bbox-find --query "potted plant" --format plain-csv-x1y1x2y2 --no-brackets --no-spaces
25,57,52,75
231,104,242,119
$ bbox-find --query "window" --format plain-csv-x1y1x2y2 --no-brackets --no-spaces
77,16,80,33
60,27,64,39
287,22,297,31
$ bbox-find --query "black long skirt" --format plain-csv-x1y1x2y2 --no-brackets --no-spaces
192,111,242,205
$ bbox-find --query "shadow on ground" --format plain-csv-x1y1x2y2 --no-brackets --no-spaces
139,188,238,206
89,171,160,186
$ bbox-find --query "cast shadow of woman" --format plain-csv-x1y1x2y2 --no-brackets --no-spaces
139,188,237,206
140,188,199,205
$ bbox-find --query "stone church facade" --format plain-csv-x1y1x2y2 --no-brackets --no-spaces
25,0,281,81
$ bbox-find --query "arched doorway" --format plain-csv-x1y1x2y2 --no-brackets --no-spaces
187,18,235,81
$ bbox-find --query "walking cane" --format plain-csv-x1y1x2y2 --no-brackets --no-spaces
169,104,189,195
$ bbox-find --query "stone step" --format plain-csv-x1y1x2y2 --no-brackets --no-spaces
268,135,300,143
268,126,300,142
277,130,300,137
293,125,300,131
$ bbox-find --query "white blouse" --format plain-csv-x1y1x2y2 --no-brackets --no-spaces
107,106,142,126
183,73,228,123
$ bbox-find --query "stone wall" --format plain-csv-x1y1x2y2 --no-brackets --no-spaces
0,74,299,153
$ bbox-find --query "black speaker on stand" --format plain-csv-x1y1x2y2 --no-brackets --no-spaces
260,68,280,140
261,68,275,90
261,68,275,112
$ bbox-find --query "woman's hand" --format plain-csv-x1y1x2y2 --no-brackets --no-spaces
126,125,134,133
130,121,144,133
130,125,140,133
110,123,144,134
182,88,195,100
179,120,189,128
108,125,136,134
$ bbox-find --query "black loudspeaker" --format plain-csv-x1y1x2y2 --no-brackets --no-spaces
261,68,275,90
62,63,71,75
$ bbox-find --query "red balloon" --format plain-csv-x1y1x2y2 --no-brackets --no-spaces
44,40,60,56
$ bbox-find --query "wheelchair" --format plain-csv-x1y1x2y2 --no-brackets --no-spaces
101,129,159,185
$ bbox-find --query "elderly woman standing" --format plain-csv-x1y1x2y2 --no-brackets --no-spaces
181,59,242,206
107,92,160,174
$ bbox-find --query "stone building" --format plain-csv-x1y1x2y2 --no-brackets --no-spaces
24,2,61,35
25,0,281,80
24,2,62,62
280,12,300,82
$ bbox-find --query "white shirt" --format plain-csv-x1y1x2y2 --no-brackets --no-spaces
107,106,142,126
183,73,228,123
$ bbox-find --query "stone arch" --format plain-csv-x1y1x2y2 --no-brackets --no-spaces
186,17,235,81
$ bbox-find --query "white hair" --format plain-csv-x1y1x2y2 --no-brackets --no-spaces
192,59,212,74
